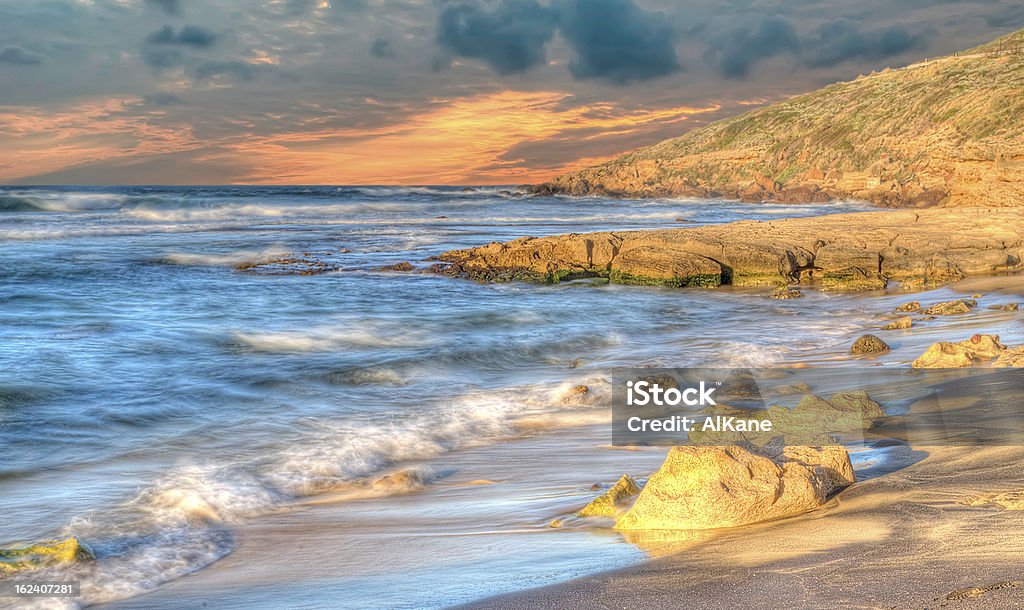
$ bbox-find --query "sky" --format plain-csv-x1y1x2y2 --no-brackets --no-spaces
0,0,1021,185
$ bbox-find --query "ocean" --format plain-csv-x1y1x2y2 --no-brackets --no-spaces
2,186,1020,608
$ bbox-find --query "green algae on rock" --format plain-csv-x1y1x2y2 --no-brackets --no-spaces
0,537,94,573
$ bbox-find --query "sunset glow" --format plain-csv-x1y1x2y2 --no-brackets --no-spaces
0,92,716,185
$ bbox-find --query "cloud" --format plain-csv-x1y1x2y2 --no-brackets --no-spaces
556,0,681,84
141,46,185,70
142,92,186,106
0,45,46,66
803,20,930,68
370,37,395,58
704,16,800,78
436,0,558,74
145,25,219,48
187,60,256,81
144,0,183,16
434,0,679,84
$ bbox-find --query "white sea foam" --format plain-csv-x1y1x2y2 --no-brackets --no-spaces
159,247,291,267
232,323,435,352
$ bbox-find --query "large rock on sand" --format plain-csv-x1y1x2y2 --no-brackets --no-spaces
615,445,854,530
0,538,94,573
912,334,1007,368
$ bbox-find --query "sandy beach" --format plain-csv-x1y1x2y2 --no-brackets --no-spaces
465,445,1024,609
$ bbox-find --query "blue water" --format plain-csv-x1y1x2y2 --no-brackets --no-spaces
3,185,990,607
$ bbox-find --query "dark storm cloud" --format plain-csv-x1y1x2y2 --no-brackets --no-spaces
435,0,558,74
370,37,396,58
981,5,1024,28
0,45,45,65
144,0,183,17
434,0,679,83
145,25,219,48
803,20,930,67
704,15,800,78
557,0,681,84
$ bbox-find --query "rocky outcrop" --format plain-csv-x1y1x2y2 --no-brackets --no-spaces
615,445,854,530
576,474,641,518
0,538,94,573
435,209,1024,291
912,334,1007,368
534,31,1024,208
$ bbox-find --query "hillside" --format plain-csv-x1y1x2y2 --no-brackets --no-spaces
535,30,1024,207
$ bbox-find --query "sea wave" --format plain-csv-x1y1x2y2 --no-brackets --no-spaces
21,376,608,606
231,323,437,352
158,247,292,268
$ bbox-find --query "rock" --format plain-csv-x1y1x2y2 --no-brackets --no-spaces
989,303,1020,311
371,468,427,493
923,299,977,315
895,301,921,313
610,246,722,287
850,334,890,355
615,445,854,530
0,538,94,573
378,262,415,272
571,385,589,395
771,287,802,299
754,173,781,193
883,316,913,330
994,346,1024,368
766,382,813,396
776,186,830,204
912,334,1007,368
576,474,641,518
971,293,984,298
435,209,1024,291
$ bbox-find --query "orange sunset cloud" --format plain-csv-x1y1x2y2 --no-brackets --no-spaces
0,91,717,185
223,91,719,184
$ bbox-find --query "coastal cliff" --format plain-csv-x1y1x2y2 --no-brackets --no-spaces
534,30,1024,208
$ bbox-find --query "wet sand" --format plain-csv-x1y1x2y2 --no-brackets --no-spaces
100,427,672,609
464,445,1024,609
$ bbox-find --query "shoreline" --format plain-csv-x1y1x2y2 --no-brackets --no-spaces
463,445,1024,609
93,278,1023,609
